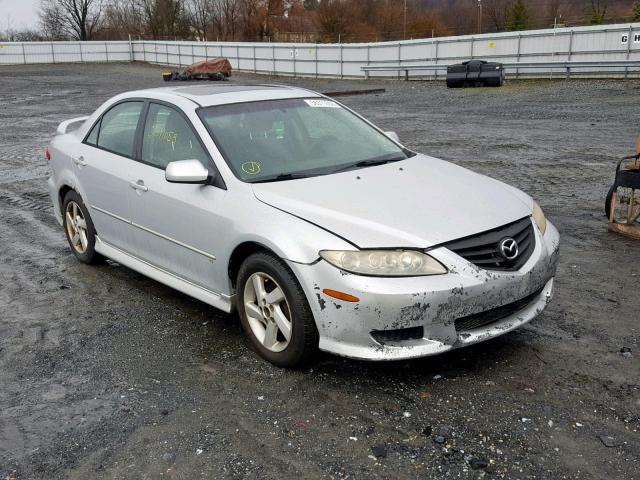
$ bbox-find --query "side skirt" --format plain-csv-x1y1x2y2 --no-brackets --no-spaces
94,236,233,313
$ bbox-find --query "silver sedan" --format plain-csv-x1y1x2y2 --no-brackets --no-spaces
47,84,559,367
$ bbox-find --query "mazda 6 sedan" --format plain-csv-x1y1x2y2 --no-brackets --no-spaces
47,84,559,367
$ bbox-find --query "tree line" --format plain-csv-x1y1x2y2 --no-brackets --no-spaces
3,0,640,43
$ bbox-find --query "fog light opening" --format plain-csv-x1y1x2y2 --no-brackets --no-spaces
322,289,360,303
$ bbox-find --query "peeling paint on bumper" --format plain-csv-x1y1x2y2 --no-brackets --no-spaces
288,219,560,361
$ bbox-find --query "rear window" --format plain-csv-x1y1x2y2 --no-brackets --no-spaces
96,101,143,158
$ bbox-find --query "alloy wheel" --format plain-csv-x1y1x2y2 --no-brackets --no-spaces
65,200,89,254
243,272,292,353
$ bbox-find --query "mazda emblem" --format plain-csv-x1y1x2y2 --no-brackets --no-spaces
499,237,519,260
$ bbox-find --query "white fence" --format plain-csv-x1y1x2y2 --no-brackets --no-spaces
1,22,639,79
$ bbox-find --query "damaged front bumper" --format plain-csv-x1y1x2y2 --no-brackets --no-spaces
287,219,560,361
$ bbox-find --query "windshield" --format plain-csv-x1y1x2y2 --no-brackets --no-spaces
198,98,412,182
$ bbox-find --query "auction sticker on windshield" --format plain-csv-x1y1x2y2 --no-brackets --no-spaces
304,99,340,108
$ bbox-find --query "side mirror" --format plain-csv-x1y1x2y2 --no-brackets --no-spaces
385,131,400,143
165,160,211,184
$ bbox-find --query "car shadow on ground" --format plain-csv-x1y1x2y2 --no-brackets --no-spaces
93,257,537,386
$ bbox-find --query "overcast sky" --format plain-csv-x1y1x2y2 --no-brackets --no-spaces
1,0,39,31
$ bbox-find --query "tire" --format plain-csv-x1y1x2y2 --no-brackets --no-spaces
62,190,105,264
605,185,615,219
236,252,319,367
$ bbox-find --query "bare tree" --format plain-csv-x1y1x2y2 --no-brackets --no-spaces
484,0,512,32
99,0,144,38
316,0,354,41
39,0,103,40
187,0,214,39
545,0,575,26
238,0,262,41
589,0,607,24
138,0,190,39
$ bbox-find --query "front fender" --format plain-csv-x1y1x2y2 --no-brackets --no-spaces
228,203,355,265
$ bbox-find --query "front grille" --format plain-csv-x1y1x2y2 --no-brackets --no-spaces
454,287,544,332
371,326,424,344
442,217,535,271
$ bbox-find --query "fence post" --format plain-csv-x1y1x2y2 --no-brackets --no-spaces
128,34,133,62
105,41,109,63
470,36,474,58
397,41,402,80
79,41,84,62
236,44,240,71
272,44,276,75
21,43,26,64
567,29,573,79
293,45,296,77
434,39,439,80
51,42,55,64
365,44,370,80
315,44,319,79
166,42,169,65
191,42,195,63
339,43,343,79
516,33,521,79
625,24,632,78
253,45,257,73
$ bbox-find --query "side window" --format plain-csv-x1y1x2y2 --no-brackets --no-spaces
85,119,100,146
96,101,143,158
142,103,209,169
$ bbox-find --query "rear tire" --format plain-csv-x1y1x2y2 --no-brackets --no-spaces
62,190,105,264
236,252,319,367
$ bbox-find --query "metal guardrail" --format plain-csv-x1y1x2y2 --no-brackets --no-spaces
362,60,640,80
0,23,638,79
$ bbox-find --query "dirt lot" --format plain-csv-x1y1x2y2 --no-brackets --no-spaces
0,63,639,479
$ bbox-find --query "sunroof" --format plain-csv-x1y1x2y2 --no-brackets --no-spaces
172,85,283,96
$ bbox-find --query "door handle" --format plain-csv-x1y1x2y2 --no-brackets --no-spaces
72,155,87,167
129,180,148,192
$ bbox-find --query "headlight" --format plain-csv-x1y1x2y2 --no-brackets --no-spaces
319,250,447,277
532,202,547,235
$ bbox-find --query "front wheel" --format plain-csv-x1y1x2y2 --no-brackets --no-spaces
236,252,318,367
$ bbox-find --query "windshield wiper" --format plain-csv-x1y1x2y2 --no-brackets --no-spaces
331,155,406,174
251,172,311,183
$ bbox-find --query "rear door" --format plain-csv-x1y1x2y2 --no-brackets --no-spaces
126,101,228,293
72,101,144,253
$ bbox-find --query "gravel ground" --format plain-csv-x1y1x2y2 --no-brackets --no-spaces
0,62,639,480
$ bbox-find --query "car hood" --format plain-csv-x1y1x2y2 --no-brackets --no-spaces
251,154,533,248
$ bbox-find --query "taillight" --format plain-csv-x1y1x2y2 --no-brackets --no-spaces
45,147,51,161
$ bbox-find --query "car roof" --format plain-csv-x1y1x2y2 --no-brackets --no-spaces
128,83,321,108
